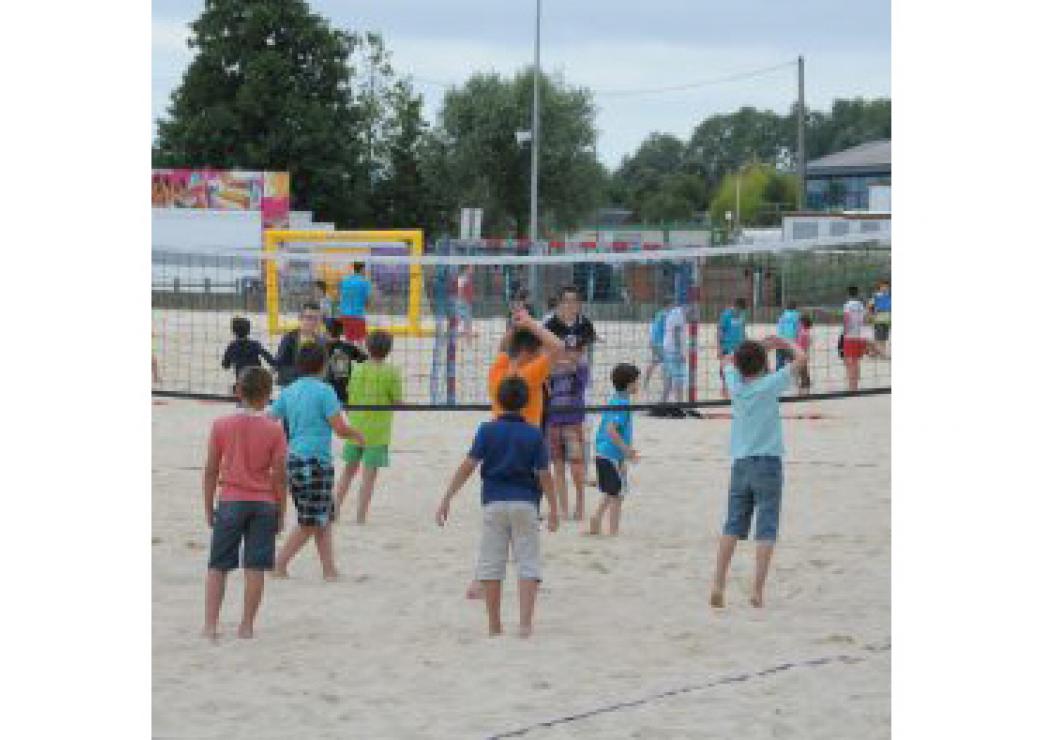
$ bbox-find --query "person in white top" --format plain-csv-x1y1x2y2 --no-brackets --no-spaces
842,285,872,391
661,304,689,402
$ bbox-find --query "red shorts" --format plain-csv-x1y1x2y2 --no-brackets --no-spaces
844,337,867,359
339,316,368,342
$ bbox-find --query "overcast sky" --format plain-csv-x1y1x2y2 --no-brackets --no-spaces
152,0,890,169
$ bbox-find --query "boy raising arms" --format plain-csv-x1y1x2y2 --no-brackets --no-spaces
202,367,287,640
589,363,641,536
488,307,565,428
270,344,364,580
710,336,806,609
436,377,560,638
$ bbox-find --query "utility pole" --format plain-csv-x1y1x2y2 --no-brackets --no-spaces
528,0,542,307
797,55,806,210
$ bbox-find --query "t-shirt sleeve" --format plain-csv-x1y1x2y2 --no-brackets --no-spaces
322,385,342,419
723,365,742,394
762,367,793,397
468,425,487,460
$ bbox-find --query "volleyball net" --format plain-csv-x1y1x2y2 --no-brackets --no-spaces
151,235,891,408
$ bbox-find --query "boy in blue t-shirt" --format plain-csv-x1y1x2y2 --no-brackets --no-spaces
718,298,748,397
437,377,559,638
269,344,364,580
590,363,641,536
710,336,806,609
774,302,801,370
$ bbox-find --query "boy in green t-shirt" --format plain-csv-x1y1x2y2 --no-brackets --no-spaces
334,330,403,524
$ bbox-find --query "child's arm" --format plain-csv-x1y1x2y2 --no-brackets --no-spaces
513,308,565,361
259,344,277,367
203,435,221,528
271,453,287,532
329,412,364,446
763,335,806,371
221,343,233,370
538,469,559,532
606,422,639,461
435,457,479,526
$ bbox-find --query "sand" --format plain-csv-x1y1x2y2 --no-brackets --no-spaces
153,392,890,739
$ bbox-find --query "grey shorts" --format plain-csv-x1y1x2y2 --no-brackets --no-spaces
207,500,279,571
475,501,542,581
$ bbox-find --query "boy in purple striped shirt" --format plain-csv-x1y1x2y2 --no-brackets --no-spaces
545,339,590,520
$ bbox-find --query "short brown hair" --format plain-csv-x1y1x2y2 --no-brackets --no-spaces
296,343,327,374
366,330,393,360
237,366,273,403
733,340,767,377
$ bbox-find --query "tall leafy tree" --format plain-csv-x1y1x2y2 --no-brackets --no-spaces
611,133,708,221
153,0,365,225
709,163,799,229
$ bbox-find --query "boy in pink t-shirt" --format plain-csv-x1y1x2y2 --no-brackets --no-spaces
203,367,287,640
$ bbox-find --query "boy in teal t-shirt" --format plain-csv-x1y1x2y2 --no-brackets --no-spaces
589,363,641,536
335,330,403,524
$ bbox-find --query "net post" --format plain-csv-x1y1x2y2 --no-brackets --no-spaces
263,230,280,337
686,258,700,404
406,229,424,336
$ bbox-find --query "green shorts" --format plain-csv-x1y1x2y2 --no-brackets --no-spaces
342,442,390,469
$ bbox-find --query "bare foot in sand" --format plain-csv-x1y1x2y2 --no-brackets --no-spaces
488,626,503,637
237,624,254,639
466,581,485,600
710,590,725,608
271,569,288,579
588,520,601,535
750,593,764,608
201,626,218,641
323,572,341,583
517,625,532,639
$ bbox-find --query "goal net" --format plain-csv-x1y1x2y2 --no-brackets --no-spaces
152,234,891,407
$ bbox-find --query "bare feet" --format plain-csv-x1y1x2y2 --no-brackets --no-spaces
323,572,341,583
237,624,254,639
709,590,725,608
517,625,532,639
750,593,764,608
271,569,289,579
588,520,601,535
489,626,503,637
465,581,485,600
201,626,218,641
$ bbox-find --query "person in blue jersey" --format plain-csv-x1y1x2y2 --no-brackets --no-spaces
643,307,668,393
868,280,891,358
589,363,641,536
717,298,748,398
338,262,375,342
774,302,801,370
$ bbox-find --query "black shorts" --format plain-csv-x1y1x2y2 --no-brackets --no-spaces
874,323,890,341
595,457,625,497
207,501,278,571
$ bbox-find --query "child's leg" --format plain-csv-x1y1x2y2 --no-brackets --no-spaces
203,569,227,638
334,461,361,517
569,460,585,520
589,495,610,534
273,525,313,576
355,466,380,524
482,580,503,635
710,535,739,607
607,497,622,535
239,569,264,638
313,525,338,580
517,579,539,637
552,459,569,519
751,543,775,608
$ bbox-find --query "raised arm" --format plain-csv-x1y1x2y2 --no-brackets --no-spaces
513,309,565,360
436,457,479,526
763,335,806,371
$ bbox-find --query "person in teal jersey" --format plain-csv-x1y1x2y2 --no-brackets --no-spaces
774,302,801,369
717,297,748,398
338,262,375,342
589,364,641,537
643,307,668,392
869,280,891,357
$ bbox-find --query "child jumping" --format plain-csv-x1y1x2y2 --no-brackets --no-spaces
590,363,641,536
270,344,364,580
202,367,287,640
710,336,806,609
335,330,402,524
545,338,590,521
436,377,559,637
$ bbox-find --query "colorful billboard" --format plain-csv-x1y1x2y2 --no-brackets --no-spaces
151,169,290,228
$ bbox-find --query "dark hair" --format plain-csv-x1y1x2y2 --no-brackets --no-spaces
799,315,813,328
558,284,581,301
327,319,343,339
366,330,393,360
733,340,768,377
237,366,273,403
610,363,641,392
231,316,250,339
847,285,860,297
546,296,558,310
786,301,797,311
300,301,321,315
353,262,366,274
296,343,327,375
497,376,529,412
734,297,748,310
313,280,327,292
509,328,542,357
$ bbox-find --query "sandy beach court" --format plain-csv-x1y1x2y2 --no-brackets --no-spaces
153,394,890,739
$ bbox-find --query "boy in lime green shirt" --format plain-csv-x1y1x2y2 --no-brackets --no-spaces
334,330,403,523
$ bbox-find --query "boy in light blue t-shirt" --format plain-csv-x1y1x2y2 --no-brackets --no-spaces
590,363,641,536
269,344,364,581
711,337,806,609
643,308,668,391
775,302,801,370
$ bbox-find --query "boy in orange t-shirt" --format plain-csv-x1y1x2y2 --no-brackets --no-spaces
487,308,564,427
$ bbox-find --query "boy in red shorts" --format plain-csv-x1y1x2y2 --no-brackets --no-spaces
842,286,870,391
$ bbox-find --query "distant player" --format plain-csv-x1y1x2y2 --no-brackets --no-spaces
335,331,402,525
711,337,806,609
436,377,559,638
643,307,668,392
545,338,591,521
774,302,801,370
221,317,276,393
869,280,891,358
661,302,689,403
842,286,871,391
202,367,287,640
455,265,476,339
718,298,748,398
270,345,364,580
339,262,374,342
589,363,641,536
796,315,812,395
312,280,335,333
324,320,367,406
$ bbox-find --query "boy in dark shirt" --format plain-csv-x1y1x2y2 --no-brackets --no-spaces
221,317,276,392
324,320,367,405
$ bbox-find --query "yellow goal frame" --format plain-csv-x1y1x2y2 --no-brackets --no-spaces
263,228,431,337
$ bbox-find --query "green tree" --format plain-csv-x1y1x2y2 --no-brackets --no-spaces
686,107,790,191
804,98,891,159
433,69,599,238
610,133,708,222
153,0,366,225
709,163,798,229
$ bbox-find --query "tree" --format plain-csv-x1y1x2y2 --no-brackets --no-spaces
432,69,599,238
610,133,708,222
686,107,790,192
709,163,799,229
804,98,891,159
153,0,366,225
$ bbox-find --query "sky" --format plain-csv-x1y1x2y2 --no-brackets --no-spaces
152,0,891,169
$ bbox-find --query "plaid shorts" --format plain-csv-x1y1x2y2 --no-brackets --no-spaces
287,455,335,527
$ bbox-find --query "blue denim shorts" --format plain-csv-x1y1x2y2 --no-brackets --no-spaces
208,500,279,571
723,456,783,542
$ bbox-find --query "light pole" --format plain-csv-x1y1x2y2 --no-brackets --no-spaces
529,0,542,306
